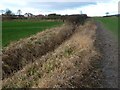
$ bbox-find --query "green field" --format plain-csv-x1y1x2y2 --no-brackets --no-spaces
95,17,118,36
2,20,63,47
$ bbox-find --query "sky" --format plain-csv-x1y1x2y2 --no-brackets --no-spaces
0,0,119,16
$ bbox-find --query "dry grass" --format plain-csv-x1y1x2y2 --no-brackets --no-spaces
2,24,75,79
2,21,103,88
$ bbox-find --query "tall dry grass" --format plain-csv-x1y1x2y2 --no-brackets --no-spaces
3,21,102,88
2,24,75,79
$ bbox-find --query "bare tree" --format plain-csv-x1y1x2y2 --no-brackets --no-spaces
106,12,109,16
5,9,13,16
80,11,82,14
17,9,22,16
0,10,5,15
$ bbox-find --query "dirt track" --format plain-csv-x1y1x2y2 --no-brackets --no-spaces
96,22,118,88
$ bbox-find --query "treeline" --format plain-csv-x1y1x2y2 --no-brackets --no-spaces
43,14,88,25
103,14,120,17
1,9,88,25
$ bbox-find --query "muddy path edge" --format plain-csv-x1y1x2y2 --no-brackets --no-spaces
95,21,118,88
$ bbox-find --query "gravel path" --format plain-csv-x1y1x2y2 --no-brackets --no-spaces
96,22,118,88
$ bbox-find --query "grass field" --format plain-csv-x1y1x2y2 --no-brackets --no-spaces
2,20,63,47
95,17,118,36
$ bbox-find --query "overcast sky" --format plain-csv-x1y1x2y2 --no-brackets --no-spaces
0,0,119,16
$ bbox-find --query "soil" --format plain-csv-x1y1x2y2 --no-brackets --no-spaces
96,22,118,88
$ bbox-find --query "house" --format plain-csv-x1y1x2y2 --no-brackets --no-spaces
24,13,34,18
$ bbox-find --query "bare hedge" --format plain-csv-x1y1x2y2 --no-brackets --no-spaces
63,14,87,25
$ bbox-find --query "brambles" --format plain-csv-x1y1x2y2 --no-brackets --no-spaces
64,14,87,25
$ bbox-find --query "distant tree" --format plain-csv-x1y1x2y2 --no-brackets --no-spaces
80,11,82,14
17,9,22,16
5,9,13,16
106,12,109,16
48,13,61,19
0,10,5,15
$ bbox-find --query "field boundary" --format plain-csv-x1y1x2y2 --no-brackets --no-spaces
2,24,76,79
2,21,103,88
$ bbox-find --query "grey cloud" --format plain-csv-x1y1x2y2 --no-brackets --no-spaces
28,2,97,11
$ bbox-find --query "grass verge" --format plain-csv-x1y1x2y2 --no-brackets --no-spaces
94,16,118,37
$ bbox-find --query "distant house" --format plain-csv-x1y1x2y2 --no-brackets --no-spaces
24,13,34,18
35,14,44,19
24,13,28,17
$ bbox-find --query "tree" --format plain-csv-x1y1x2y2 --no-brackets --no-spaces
17,9,22,16
80,11,82,14
0,10,5,15
5,9,13,16
106,12,109,16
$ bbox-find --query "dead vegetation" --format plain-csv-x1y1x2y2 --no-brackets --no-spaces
2,24,75,79
2,21,103,88
65,14,87,25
